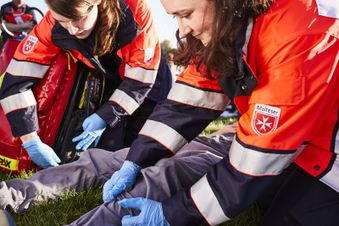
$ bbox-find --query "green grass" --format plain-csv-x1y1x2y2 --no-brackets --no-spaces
201,117,238,136
0,117,262,225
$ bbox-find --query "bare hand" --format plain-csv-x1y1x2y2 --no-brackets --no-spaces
20,21,34,31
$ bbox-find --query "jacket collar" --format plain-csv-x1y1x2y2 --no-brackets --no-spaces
51,0,140,75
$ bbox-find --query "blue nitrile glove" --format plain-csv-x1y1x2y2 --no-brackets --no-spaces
72,113,106,151
0,209,16,226
119,198,170,226
22,138,61,169
102,160,141,203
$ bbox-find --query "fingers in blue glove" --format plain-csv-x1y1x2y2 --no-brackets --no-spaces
51,152,61,164
72,132,87,143
118,197,144,209
121,214,140,226
74,133,96,151
80,136,96,150
103,181,128,203
102,161,141,203
22,138,61,169
38,149,61,168
94,135,101,147
119,198,170,226
119,198,145,226
73,128,105,151
82,113,106,131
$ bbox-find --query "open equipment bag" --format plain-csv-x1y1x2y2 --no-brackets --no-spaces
0,49,79,173
0,47,111,174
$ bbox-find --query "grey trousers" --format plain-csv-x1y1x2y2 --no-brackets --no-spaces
0,134,233,226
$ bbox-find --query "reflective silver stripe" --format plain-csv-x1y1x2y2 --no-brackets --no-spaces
229,136,304,176
320,156,339,192
139,120,187,153
191,175,230,225
0,90,36,113
168,83,228,111
109,89,140,115
334,132,339,154
315,0,339,19
124,64,157,84
7,59,49,78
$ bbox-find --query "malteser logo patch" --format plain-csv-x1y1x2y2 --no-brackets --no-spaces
251,104,281,135
22,35,38,54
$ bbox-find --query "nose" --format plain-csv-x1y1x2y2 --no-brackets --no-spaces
177,19,192,38
65,22,79,35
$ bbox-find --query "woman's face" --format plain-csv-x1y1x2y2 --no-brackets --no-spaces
13,0,24,7
50,3,99,39
160,0,215,46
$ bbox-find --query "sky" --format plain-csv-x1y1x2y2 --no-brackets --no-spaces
0,0,178,47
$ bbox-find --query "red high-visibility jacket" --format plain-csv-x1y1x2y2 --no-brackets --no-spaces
0,0,164,138
123,0,339,225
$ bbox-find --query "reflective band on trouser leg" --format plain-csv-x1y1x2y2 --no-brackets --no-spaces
168,83,228,111
229,137,304,176
191,175,230,225
109,89,140,115
139,120,187,154
0,90,36,114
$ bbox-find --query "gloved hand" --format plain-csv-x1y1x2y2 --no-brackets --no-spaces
22,138,61,168
0,209,16,226
102,160,141,203
72,113,106,151
119,197,170,226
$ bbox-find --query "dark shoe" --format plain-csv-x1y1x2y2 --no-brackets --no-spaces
0,210,16,226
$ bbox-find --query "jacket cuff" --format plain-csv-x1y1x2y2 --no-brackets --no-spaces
6,107,39,137
162,190,205,226
96,101,126,128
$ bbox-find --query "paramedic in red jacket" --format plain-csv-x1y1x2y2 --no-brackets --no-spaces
0,0,337,225
107,0,338,225
0,0,172,169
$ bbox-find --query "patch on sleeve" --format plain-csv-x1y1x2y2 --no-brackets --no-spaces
251,104,281,136
144,47,155,64
22,35,38,54
315,0,339,19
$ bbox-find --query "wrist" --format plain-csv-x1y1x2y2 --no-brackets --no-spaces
20,132,39,143
124,160,141,172
94,113,106,127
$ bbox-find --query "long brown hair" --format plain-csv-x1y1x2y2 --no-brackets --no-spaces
45,0,121,56
173,0,271,79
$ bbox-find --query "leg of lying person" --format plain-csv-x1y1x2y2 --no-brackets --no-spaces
68,133,234,226
0,148,129,213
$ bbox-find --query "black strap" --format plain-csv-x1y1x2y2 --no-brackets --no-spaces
217,18,257,100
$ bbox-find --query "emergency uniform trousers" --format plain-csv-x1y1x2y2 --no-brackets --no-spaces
0,134,233,225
